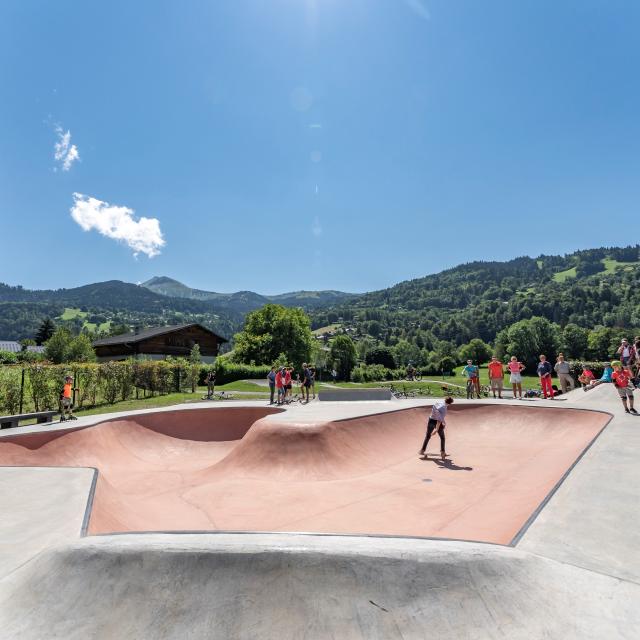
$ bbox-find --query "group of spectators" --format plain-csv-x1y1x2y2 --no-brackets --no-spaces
459,336,640,413
267,364,316,404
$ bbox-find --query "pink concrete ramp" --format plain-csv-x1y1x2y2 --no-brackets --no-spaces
0,404,608,543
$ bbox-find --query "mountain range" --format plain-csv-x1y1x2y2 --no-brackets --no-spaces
0,245,638,345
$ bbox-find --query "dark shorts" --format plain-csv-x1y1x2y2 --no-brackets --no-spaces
621,356,630,366
303,380,311,387
285,384,292,390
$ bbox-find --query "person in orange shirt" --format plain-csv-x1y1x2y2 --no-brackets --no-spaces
487,356,505,399
59,375,77,422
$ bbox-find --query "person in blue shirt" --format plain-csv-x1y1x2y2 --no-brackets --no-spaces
537,355,554,399
462,360,480,398
266,366,276,404
585,364,614,391
419,397,454,460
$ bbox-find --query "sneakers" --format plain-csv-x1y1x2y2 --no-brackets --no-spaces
630,408,638,415
625,408,630,413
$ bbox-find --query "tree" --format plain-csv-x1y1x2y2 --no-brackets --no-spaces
35,318,55,345
66,334,96,363
188,343,201,392
393,339,420,367
44,328,96,364
233,304,313,366
498,317,560,369
562,324,589,359
330,335,357,381
365,347,396,370
458,339,492,364
44,328,72,364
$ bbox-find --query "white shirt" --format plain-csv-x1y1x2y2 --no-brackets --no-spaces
430,401,448,424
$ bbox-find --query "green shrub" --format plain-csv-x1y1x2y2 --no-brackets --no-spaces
0,367,22,414
213,360,271,385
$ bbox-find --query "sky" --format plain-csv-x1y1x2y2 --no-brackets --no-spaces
1,0,639,294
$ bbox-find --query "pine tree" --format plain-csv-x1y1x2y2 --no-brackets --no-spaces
35,318,55,345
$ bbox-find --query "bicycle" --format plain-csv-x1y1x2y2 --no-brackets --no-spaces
404,372,423,382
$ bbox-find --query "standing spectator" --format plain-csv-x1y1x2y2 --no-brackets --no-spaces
462,360,480,398
537,355,554,399
310,366,317,399
508,356,525,399
267,366,276,405
284,367,292,402
205,370,216,399
275,367,284,405
302,363,312,403
616,339,636,374
554,354,575,394
331,368,338,383
487,356,505,399
611,361,637,414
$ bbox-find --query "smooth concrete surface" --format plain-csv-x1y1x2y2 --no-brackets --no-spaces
318,387,393,401
1,534,638,640
518,384,640,584
0,466,94,578
0,391,638,638
0,404,607,542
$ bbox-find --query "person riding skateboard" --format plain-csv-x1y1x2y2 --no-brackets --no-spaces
419,396,454,460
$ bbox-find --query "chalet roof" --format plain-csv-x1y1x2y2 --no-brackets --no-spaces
92,323,228,347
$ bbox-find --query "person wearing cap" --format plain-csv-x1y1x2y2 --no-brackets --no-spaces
554,353,575,394
419,397,454,461
611,361,637,414
617,339,636,374
585,363,614,390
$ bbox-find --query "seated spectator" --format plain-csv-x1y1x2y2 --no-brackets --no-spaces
587,364,614,390
578,367,595,391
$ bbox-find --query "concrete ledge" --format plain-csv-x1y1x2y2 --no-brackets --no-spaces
318,387,392,401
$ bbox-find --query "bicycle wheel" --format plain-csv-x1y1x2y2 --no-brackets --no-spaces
414,373,422,382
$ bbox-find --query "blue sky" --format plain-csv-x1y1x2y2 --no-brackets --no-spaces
1,0,638,294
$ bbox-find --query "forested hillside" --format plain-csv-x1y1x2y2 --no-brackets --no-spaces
1,247,638,357
310,246,640,348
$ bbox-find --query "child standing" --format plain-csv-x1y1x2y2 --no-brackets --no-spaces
537,355,554,399
508,356,525,399
611,361,637,414
59,375,77,421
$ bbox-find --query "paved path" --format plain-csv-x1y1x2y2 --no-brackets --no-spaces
0,385,638,638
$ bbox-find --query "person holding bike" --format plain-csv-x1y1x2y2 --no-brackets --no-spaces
462,360,480,398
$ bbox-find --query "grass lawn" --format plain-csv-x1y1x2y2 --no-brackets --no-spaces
602,258,639,275
552,267,577,282
60,307,87,320
312,323,342,335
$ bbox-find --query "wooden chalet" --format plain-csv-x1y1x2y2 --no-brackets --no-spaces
92,323,227,363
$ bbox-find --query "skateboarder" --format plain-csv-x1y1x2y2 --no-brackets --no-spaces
419,396,454,460
611,361,637,414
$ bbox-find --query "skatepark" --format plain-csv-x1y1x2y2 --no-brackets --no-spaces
1,385,639,638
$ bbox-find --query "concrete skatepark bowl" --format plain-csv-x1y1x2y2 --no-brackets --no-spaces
1,393,639,638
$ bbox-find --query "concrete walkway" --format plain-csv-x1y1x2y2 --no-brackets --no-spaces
0,385,638,638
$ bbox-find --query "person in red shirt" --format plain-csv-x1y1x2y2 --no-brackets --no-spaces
487,356,505,399
611,362,637,414
275,368,284,405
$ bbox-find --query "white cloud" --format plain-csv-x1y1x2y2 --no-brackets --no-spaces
54,125,80,171
312,216,322,237
404,0,430,20
70,193,165,258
